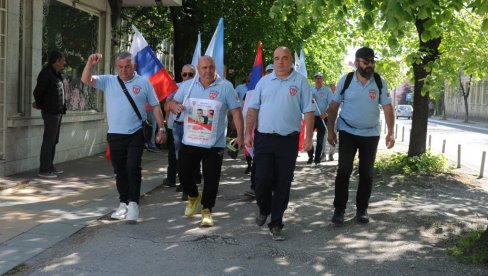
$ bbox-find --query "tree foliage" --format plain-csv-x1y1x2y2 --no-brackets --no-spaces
271,0,488,156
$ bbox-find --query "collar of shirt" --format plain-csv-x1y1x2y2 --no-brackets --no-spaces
196,75,223,88
270,69,297,81
121,72,140,84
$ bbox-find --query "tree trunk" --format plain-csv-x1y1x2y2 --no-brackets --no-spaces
408,18,442,157
462,74,472,123
170,2,199,83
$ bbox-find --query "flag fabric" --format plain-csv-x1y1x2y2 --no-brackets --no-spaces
130,25,178,102
297,47,307,78
296,47,308,151
204,18,224,78
294,51,300,71
243,41,264,157
191,32,201,68
248,41,264,91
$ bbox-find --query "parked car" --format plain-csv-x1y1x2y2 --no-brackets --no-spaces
395,105,413,119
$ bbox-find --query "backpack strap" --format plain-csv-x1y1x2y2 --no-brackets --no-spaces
373,72,383,96
340,72,355,95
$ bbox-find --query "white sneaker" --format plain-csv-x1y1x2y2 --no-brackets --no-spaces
111,203,128,220
126,202,139,223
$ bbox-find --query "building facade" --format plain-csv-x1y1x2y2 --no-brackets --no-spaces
444,79,488,121
0,0,179,176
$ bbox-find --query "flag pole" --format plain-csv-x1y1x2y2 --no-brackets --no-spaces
312,95,328,131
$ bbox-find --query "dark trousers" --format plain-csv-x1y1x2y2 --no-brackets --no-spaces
166,128,177,183
254,131,299,229
333,130,380,211
39,113,62,173
107,130,145,204
178,144,224,211
307,116,326,163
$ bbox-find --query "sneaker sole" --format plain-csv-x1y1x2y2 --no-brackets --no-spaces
126,218,138,224
111,214,127,220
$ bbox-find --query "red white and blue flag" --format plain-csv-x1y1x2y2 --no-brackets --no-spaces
130,25,178,102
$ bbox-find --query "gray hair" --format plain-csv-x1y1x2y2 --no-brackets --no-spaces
116,52,134,62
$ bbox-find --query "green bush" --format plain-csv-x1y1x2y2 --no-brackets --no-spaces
375,151,449,175
446,229,488,266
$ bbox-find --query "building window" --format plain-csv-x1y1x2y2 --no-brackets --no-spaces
42,0,100,111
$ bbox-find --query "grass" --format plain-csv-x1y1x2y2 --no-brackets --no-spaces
447,228,488,266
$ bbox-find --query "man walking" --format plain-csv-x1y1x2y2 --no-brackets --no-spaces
82,52,166,223
32,50,67,178
169,56,244,227
327,46,395,224
246,46,314,241
307,72,334,165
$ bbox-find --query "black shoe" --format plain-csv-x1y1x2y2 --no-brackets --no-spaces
307,158,313,165
356,209,369,223
181,192,188,201
314,160,321,165
244,166,251,174
163,178,176,187
175,185,183,192
244,190,256,198
270,226,285,241
329,154,334,161
331,209,345,224
255,213,268,226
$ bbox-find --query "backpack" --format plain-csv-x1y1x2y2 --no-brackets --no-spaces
340,72,383,98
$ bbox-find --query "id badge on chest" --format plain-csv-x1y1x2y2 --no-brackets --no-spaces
183,98,222,147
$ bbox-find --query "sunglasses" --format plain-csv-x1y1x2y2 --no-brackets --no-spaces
358,59,376,66
182,72,194,78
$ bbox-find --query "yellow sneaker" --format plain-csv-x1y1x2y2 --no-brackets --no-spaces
200,208,214,227
184,192,201,217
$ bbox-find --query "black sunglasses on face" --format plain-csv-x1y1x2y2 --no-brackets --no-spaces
182,72,194,78
358,59,376,66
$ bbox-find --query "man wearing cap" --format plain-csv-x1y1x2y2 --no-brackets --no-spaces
265,64,274,75
307,72,334,165
246,46,314,241
326,46,395,225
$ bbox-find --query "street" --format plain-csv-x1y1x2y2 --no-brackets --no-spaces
385,117,488,176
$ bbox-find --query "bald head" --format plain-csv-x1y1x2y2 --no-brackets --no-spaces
273,47,293,79
197,55,216,88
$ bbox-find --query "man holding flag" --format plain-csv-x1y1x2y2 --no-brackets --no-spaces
82,52,166,223
169,56,244,227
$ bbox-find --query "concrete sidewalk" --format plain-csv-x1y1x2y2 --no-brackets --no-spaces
0,151,168,274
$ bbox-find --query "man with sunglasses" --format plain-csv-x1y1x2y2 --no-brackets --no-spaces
163,64,201,196
326,46,395,225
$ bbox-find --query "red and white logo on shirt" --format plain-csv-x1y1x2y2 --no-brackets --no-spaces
133,85,141,95
289,86,298,96
209,91,218,99
369,89,377,100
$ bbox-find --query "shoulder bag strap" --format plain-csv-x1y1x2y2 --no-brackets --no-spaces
117,76,143,122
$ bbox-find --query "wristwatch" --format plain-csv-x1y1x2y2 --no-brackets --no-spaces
159,127,166,133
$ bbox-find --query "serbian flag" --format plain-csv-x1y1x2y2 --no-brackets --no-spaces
130,25,178,102
243,41,264,157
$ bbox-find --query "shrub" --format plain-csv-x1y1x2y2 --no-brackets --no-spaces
375,151,449,175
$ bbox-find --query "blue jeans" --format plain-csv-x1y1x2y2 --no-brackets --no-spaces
172,122,183,159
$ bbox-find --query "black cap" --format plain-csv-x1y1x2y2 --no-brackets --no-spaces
355,47,375,59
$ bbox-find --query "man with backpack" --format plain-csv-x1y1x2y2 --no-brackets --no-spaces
326,46,395,225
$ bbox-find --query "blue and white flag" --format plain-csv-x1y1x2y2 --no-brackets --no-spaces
204,18,224,78
297,47,307,78
191,32,201,68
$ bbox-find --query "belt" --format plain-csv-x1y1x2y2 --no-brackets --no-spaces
258,131,299,137
174,120,183,125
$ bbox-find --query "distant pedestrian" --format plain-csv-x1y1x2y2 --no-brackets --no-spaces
32,50,67,178
81,52,166,223
307,72,334,165
327,46,395,225
246,46,314,241
169,56,244,227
